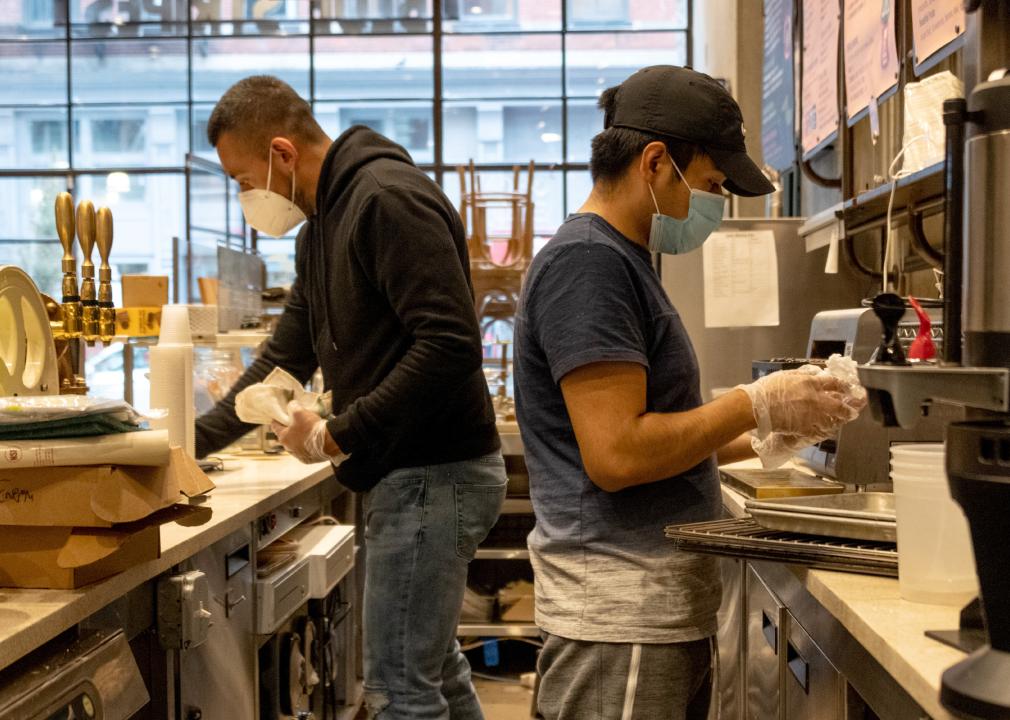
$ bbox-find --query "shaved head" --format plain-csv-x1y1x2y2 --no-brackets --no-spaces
207,75,327,153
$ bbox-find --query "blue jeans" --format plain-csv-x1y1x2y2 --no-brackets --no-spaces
362,452,507,720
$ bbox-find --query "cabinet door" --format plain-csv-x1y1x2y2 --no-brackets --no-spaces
180,527,257,719
716,558,746,720
784,613,842,720
745,565,782,720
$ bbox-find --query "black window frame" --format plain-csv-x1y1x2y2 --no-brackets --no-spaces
0,0,691,267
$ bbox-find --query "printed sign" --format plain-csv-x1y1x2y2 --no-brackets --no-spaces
762,0,797,172
843,0,900,122
801,0,841,154
910,0,966,72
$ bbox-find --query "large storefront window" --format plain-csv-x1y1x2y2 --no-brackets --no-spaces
0,0,689,292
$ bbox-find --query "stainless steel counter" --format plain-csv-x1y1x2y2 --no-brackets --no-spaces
0,454,336,673
719,461,965,720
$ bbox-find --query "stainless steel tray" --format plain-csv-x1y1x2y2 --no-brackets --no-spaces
745,492,896,542
665,518,897,577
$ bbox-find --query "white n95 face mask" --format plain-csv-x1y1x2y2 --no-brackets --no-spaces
238,148,306,238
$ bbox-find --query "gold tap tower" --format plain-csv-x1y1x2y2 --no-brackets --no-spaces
49,195,117,392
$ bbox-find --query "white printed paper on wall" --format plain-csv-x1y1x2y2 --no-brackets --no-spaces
843,0,900,121
910,0,965,70
801,0,841,153
703,231,780,328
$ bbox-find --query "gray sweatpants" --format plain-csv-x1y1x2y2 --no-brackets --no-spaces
536,633,713,720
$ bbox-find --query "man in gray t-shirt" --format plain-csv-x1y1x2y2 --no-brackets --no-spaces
514,66,861,720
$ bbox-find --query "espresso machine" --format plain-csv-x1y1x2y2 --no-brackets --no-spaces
857,2,1010,717
764,307,956,488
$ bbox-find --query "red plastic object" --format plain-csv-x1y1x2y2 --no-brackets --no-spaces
907,296,936,360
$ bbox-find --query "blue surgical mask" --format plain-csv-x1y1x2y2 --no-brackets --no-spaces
647,160,725,255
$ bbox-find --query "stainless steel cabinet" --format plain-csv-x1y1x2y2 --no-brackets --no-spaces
739,564,844,720
178,526,257,719
722,559,928,720
745,565,784,720
716,558,746,720
783,613,843,720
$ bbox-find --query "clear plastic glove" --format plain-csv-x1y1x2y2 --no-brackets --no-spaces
737,356,867,468
738,369,858,439
270,401,346,464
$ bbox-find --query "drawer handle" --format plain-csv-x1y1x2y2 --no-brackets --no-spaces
787,643,809,693
761,611,778,653
225,593,247,618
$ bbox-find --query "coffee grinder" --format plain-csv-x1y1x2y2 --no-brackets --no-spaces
857,2,1010,717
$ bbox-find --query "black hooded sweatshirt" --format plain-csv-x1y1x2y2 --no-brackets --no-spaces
195,126,500,491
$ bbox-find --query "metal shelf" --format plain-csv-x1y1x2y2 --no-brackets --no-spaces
474,547,530,560
500,498,533,514
498,425,524,456
841,161,944,231
457,622,540,638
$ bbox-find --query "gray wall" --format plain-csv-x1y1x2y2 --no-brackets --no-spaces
662,218,870,400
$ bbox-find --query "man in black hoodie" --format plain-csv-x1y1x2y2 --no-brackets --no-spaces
197,76,505,720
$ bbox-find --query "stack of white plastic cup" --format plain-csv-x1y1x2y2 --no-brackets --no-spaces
890,443,978,605
148,305,195,457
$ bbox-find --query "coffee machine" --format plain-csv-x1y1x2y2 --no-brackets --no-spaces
857,3,1010,717
777,307,957,488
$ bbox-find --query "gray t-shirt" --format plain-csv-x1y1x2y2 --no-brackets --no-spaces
514,213,722,644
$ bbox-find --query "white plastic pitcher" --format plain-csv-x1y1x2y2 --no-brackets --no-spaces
890,444,978,605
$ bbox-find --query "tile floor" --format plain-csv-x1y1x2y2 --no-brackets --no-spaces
351,678,535,719
474,677,536,719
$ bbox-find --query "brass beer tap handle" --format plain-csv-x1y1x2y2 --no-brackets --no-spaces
55,192,82,336
96,207,113,286
77,201,96,283
78,201,99,340
96,207,116,342
55,192,76,276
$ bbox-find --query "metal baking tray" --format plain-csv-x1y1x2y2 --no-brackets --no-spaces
745,492,896,542
665,518,897,577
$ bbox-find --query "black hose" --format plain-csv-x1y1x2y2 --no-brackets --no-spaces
942,98,967,364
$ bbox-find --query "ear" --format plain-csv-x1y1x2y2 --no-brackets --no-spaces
639,141,668,182
269,137,299,170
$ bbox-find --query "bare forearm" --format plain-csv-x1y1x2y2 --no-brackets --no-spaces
717,432,757,466
607,389,756,489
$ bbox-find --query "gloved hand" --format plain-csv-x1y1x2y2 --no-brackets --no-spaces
738,369,864,439
271,401,346,464
737,361,868,469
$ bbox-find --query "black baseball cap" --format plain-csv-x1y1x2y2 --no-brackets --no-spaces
604,65,775,197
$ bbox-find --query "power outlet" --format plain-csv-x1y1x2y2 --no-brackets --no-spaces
157,570,213,650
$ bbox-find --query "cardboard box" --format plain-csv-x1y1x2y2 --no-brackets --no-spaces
497,580,535,622
0,447,214,527
0,503,211,589
122,275,169,308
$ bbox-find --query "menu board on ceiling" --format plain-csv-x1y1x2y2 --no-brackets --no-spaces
910,0,966,74
843,0,900,123
761,0,796,173
801,0,841,155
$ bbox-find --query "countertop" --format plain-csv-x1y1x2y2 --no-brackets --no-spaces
497,420,523,456
719,461,965,720
0,454,335,673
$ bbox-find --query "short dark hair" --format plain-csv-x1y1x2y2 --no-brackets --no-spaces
589,86,703,185
206,75,327,150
